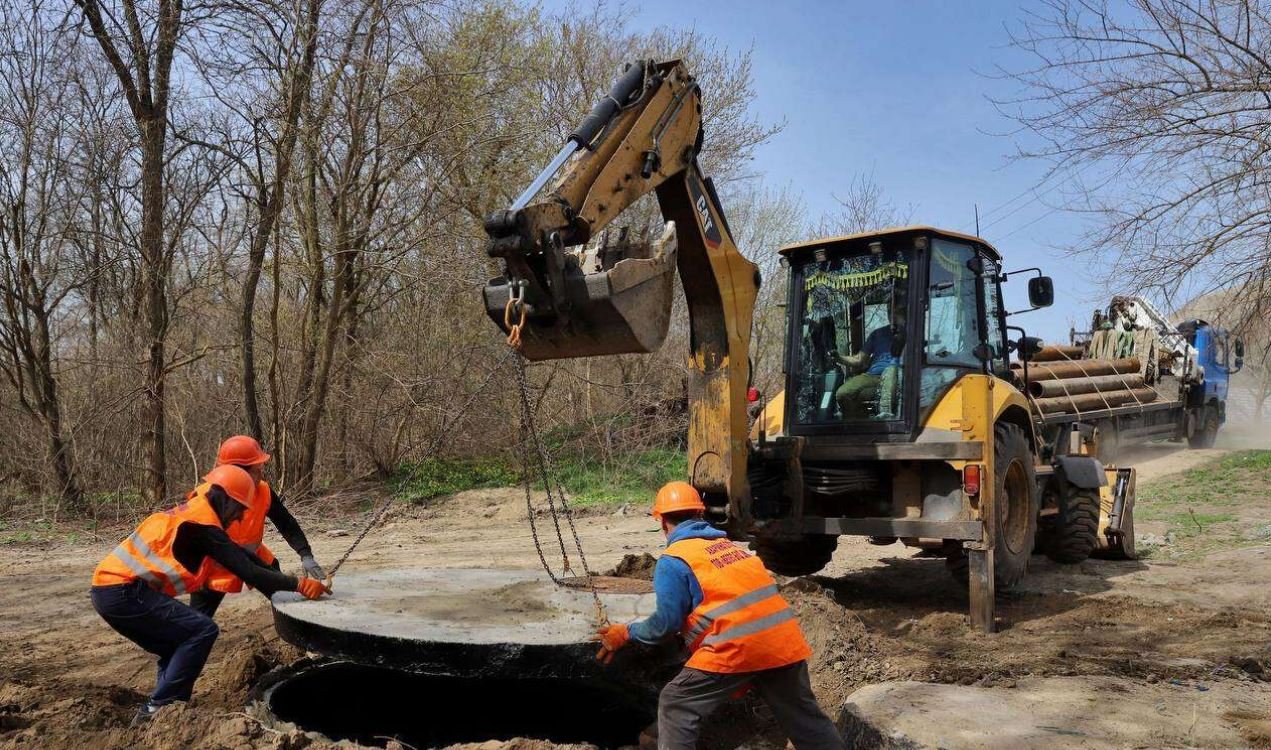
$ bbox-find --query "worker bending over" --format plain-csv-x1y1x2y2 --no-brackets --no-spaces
192,435,325,618
91,466,329,725
595,482,843,750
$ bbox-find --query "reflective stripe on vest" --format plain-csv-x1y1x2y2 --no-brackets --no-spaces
664,536,812,673
114,531,191,596
683,583,780,643
699,607,796,647
92,491,222,596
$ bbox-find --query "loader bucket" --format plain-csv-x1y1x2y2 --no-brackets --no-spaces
483,224,678,361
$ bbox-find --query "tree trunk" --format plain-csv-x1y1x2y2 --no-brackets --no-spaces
240,0,321,441
140,118,168,505
293,240,352,494
31,312,82,506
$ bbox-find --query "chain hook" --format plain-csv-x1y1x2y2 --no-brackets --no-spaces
504,281,527,350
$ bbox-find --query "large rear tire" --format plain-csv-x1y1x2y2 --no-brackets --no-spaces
947,423,1038,590
1045,486,1100,564
751,535,838,577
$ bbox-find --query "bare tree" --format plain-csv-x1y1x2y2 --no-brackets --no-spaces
74,0,187,504
0,0,790,509
998,0,1271,322
185,0,323,442
0,1,85,505
817,172,911,236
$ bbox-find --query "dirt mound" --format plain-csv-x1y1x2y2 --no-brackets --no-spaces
441,741,595,750
779,578,901,709
605,553,658,580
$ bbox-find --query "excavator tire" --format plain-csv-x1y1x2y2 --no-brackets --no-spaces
946,422,1038,590
1045,486,1100,564
751,535,838,578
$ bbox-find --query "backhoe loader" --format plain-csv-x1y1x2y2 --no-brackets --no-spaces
481,59,1135,632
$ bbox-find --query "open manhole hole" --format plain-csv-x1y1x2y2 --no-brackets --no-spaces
257,660,655,748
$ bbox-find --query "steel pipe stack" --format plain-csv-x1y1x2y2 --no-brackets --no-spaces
1027,345,1085,363
1011,357,1140,381
1012,356,1158,414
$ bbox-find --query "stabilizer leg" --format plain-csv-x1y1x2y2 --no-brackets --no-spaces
968,548,996,633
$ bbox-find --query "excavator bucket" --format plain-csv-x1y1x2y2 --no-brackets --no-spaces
482,223,679,361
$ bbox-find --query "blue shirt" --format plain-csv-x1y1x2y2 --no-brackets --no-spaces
627,520,728,645
863,325,899,375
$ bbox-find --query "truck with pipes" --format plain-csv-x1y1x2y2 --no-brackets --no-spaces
1017,295,1246,462
481,58,1148,631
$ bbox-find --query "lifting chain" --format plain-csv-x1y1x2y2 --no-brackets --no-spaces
506,322,609,627
327,362,505,578
326,298,608,629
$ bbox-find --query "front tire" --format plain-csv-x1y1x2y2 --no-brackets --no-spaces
1045,486,1100,564
751,535,838,577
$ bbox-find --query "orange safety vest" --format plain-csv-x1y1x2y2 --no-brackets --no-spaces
91,489,223,597
664,537,812,674
205,480,276,593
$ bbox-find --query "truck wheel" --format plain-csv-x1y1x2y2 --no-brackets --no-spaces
751,535,837,577
1189,407,1219,448
1045,486,1100,564
946,423,1038,590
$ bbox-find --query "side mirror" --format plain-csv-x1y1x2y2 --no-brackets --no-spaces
1018,336,1045,360
1028,276,1055,308
1234,338,1246,359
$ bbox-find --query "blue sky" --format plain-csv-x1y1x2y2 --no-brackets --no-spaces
543,0,1112,341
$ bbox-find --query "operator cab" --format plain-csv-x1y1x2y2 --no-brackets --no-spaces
780,227,1008,439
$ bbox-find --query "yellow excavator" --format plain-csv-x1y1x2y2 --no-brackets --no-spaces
482,59,1135,632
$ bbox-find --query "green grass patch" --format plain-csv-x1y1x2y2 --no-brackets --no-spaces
391,458,520,503
1135,449,1271,559
390,447,687,508
550,446,687,508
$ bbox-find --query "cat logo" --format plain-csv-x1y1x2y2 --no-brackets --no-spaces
689,176,722,249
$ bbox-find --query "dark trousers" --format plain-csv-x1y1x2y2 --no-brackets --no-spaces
189,589,225,618
657,661,843,750
91,581,220,706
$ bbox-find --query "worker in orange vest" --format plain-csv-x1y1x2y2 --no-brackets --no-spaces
91,466,329,726
189,435,324,618
595,482,842,750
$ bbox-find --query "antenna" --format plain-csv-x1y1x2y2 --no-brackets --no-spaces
974,203,980,236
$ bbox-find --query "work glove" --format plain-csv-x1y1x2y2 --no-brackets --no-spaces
301,555,326,580
593,623,630,664
296,577,331,601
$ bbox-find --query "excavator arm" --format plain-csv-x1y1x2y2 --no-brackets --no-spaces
482,59,760,524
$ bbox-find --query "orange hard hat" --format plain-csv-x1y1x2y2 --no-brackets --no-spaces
203,465,257,509
216,435,271,467
652,481,705,522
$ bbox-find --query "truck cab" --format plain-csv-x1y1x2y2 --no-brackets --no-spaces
1178,319,1244,446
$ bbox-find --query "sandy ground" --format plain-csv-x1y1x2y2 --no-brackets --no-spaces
2,440,1269,749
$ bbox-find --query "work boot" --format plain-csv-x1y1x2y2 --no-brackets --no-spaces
130,702,161,727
